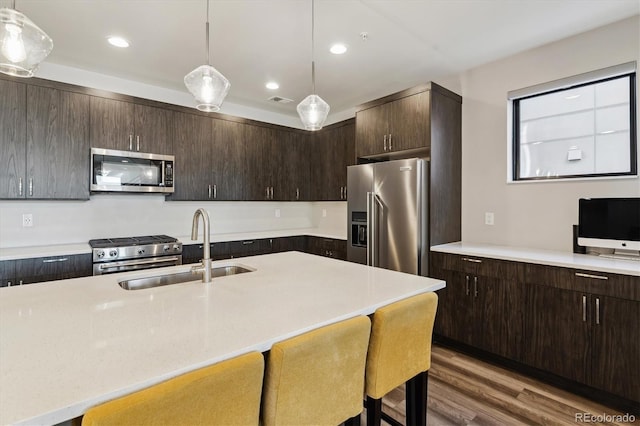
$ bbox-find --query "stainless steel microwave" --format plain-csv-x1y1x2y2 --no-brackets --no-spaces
90,148,174,193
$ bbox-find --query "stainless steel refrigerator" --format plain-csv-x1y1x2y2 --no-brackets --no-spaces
347,158,429,276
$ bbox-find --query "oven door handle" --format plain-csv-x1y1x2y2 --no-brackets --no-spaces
98,257,181,271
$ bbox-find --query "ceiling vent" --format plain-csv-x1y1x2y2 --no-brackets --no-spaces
268,96,294,104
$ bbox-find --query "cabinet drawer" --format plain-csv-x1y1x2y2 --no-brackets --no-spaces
524,264,639,301
229,239,272,258
273,236,306,253
432,252,522,281
13,254,92,284
573,270,639,301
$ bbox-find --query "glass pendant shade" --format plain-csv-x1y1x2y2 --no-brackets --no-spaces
0,7,53,78
184,64,230,112
297,94,330,131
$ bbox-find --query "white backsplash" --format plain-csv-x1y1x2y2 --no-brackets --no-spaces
0,196,348,248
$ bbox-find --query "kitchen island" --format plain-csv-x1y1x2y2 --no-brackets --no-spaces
0,251,445,425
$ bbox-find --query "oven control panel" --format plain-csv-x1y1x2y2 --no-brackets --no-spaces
92,242,182,263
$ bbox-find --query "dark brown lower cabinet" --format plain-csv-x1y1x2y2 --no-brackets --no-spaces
523,284,590,384
431,253,523,360
306,236,347,260
590,295,640,402
524,283,640,402
0,254,92,286
433,251,640,408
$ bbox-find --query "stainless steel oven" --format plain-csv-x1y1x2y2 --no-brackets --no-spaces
89,235,182,275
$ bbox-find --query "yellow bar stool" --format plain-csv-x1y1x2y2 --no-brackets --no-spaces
365,292,438,426
82,351,264,426
262,316,372,426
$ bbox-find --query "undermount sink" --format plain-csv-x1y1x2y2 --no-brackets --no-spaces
118,265,254,290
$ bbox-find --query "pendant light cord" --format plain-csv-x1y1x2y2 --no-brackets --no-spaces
311,0,315,94
11,0,16,9
205,0,210,65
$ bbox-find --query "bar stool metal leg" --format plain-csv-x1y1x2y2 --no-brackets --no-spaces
406,371,429,426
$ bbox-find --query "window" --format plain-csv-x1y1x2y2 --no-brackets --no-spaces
508,62,637,181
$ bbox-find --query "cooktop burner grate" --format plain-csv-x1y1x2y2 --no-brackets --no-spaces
89,235,178,248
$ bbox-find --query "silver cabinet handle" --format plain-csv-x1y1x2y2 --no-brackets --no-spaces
389,134,392,150
208,184,212,199
575,272,608,280
129,134,133,151
473,276,478,297
270,186,274,199
582,295,587,322
465,275,470,296
42,257,68,263
136,135,140,152
28,178,33,197
18,177,23,196
340,186,343,199
242,240,255,245
213,184,217,199
595,297,600,325
296,188,299,200
266,187,269,199
383,134,387,151
462,257,482,263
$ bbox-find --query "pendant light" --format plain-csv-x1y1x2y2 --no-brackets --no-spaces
184,0,230,112
0,0,53,78
297,0,329,131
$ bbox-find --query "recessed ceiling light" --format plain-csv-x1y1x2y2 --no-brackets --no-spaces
330,43,347,55
265,81,279,90
107,36,130,48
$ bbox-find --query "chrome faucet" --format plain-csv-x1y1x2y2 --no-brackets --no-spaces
191,208,212,283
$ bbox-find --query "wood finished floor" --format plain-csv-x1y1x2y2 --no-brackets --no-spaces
370,345,638,426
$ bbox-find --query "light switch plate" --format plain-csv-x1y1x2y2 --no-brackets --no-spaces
322,209,327,218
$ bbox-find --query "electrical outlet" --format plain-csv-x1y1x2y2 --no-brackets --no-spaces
322,209,327,218
485,212,494,226
275,209,281,218
22,213,33,227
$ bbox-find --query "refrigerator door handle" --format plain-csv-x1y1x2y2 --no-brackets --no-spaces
367,192,374,266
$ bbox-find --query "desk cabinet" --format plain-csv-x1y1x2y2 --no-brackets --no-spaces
431,251,640,406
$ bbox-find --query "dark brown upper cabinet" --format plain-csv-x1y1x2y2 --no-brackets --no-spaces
275,129,312,201
0,81,90,200
211,118,245,201
311,119,355,201
244,124,275,200
168,111,213,201
90,97,171,154
0,79,26,199
355,82,460,159
26,85,91,200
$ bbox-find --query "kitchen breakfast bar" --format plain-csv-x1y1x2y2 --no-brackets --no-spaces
0,251,445,425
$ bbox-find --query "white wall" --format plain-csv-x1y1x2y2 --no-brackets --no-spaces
438,15,640,252
0,197,347,248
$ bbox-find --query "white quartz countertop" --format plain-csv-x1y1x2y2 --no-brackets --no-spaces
431,242,640,276
0,228,347,261
0,252,444,425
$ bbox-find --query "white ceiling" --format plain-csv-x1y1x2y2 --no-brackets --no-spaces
8,0,640,121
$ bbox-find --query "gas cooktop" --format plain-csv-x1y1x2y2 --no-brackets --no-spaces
89,235,178,248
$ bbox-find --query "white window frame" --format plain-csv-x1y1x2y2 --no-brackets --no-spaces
507,62,638,183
